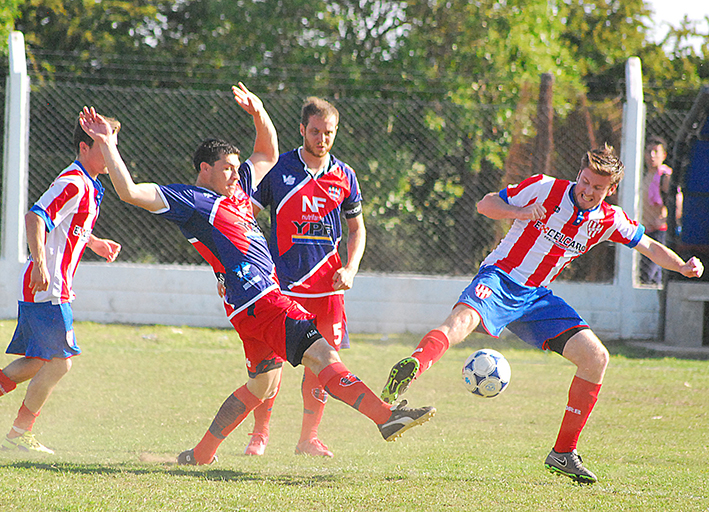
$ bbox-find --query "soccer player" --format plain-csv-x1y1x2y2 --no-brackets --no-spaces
78,84,434,466
237,97,365,457
0,116,122,454
380,144,704,483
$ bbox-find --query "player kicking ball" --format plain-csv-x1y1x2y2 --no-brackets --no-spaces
78,84,435,465
381,144,703,483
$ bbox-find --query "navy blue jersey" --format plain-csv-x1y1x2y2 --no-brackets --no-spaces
155,162,279,314
252,149,362,297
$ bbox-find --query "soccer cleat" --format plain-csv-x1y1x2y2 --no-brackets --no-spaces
295,438,334,457
380,357,420,404
244,433,268,456
0,432,54,454
544,449,598,484
378,400,435,442
176,448,217,466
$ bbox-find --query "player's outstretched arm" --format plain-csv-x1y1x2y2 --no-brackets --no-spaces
231,83,278,185
477,192,546,221
78,107,166,213
635,234,704,278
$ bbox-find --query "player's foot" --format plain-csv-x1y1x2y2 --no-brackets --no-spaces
380,357,420,404
244,433,268,456
295,438,334,457
176,448,217,466
378,400,435,442
0,432,54,454
544,449,598,484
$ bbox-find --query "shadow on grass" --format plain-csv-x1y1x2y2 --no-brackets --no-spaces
0,461,338,484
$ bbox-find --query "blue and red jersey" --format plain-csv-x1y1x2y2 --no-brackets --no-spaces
252,149,362,297
154,161,279,315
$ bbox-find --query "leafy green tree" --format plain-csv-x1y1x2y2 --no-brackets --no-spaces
0,0,22,56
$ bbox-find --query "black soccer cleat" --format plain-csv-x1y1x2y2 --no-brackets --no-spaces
177,448,217,466
378,399,435,442
544,449,598,484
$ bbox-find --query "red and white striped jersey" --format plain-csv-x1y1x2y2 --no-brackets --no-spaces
481,174,644,288
19,161,105,304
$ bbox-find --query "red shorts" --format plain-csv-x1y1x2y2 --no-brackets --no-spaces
224,290,317,375
290,293,349,350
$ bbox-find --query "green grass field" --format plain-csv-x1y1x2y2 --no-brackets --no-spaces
0,320,707,512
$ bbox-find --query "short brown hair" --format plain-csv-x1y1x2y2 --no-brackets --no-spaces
73,116,121,156
301,97,339,127
581,143,625,186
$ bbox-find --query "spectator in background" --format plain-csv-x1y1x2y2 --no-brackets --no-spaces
640,135,682,284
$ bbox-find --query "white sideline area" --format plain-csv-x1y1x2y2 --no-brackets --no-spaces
0,35,685,343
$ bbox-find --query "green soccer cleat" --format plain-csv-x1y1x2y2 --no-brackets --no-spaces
544,449,598,484
0,432,55,454
380,357,420,404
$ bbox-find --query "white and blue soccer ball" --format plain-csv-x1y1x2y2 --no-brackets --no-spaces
462,349,511,398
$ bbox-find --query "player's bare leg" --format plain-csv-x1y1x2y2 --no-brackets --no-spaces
1,357,70,455
545,330,608,484
382,304,481,403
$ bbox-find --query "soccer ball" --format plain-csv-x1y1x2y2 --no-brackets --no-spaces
462,349,511,398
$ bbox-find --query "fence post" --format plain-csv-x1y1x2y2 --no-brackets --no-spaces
618,56,646,338
1,31,30,314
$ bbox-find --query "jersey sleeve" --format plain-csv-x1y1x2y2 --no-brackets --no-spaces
239,160,256,197
342,165,363,218
499,174,548,207
154,184,196,225
32,175,83,231
607,206,645,247
251,165,271,211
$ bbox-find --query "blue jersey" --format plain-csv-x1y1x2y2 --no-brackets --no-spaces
252,149,362,297
155,162,279,315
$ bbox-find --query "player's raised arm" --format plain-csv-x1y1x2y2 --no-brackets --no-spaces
231,83,278,185
78,107,166,213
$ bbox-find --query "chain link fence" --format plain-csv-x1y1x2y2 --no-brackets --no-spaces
0,80,694,282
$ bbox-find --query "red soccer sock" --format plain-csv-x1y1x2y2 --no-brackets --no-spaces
318,362,391,425
251,381,280,438
412,329,450,377
0,370,17,396
553,376,602,453
193,385,263,464
11,402,39,437
299,367,327,443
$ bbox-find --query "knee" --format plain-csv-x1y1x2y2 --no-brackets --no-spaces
48,357,72,378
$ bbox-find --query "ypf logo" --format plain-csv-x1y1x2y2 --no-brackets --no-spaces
475,284,493,300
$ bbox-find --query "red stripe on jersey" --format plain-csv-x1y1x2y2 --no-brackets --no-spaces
190,239,226,273
21,261,34,302
526,205,583,286
496,178,567,275
507,174,544,199
44,182,80,221
59,191,91,302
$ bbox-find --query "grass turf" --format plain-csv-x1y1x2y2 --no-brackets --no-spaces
0,321,707,511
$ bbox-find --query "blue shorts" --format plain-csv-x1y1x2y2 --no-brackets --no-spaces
457,266,588,350
6,301,81,360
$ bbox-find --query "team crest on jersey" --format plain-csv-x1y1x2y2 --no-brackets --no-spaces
283,175,296,186
327,186,342,201
586,220,603,238
475,284,493,300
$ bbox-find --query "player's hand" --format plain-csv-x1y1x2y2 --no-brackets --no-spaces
517,203,546,221
28,260,50,293
217,281,226,298
332,267,356,291
78,106,115,144
232,82,264,117
681,256,704,278
90,238,122,262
